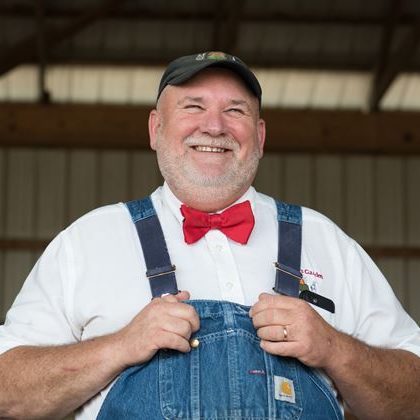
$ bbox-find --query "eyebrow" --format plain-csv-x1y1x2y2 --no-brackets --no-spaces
177,96,252,111
177,96,204,106
229,99,252,110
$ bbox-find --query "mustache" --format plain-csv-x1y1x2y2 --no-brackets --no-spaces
184,135,238,151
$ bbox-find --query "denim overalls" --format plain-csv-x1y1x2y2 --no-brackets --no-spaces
97,197,342,419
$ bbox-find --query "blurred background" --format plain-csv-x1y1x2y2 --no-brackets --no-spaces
0,0,420,332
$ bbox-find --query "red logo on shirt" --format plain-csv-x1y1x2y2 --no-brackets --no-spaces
301,268,324,279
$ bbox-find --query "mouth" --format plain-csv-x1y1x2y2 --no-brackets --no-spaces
192,145,228,153
185,136,236,154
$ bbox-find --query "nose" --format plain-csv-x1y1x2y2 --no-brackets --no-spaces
199,109,226,137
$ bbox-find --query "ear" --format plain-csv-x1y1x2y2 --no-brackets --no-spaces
256,118,266,158
149,109,161,151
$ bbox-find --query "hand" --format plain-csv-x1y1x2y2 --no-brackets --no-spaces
114,291,200,368
250,293,339,369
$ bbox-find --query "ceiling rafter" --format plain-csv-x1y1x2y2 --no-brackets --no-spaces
368,0,403,111
212,0,244,53
0,0,126,78
35,0,49,103
369,12,420,111
19,51,416,72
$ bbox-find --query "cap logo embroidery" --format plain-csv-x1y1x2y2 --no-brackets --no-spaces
206,51,229,60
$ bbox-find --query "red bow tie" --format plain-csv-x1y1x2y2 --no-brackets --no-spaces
181,200,255,245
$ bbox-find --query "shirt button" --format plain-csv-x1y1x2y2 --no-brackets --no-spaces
225,282,233,291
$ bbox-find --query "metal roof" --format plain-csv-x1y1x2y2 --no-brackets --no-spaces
3,65,420,111
1,0,420,111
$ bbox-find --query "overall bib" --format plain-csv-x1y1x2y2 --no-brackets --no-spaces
97,197,341,419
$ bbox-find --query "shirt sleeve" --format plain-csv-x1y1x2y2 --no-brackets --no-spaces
346,239,420,357
0,230,80,354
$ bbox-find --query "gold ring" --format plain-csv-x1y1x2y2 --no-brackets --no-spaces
283,326,288,342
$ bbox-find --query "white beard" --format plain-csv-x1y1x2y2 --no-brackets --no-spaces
155,133,261,208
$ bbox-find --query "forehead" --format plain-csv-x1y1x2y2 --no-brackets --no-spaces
160,68,258,106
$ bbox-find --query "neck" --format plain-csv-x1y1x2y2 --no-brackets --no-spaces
167,182,249,212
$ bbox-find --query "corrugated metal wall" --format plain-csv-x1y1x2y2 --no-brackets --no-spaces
1,148,419,324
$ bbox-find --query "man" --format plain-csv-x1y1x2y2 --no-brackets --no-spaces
0,52,419,419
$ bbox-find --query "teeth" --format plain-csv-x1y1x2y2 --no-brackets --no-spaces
194,146,226,153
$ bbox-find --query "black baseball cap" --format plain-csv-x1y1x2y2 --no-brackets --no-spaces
157,51,262,106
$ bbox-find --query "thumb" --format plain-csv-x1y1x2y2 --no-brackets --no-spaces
175,290,191,301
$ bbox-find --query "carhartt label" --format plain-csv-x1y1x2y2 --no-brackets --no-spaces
274,376,296,403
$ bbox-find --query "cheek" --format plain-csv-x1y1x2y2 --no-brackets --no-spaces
163,122,198,145
236,131,262,154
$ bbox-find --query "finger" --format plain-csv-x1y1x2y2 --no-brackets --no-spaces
250,293,302,317
161,316,193,339
172,304,200,332
259,292,277,302
159,294,179,303
158,290,190,303
161,302,200,333
260,339,299,358
154,331,191,353
175,290,191,301
256,325,291,342
249,293,285,316
251,308,293,328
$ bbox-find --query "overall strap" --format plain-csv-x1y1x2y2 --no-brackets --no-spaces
125,196,178,298
274,199,335,313
274,200,302,297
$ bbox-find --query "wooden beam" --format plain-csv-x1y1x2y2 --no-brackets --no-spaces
263,109,420,154
365,246,420,259
0,239,50,251
0,103,151,149
0,0,125,77
39,52,383,72
1,239,419,260
1,104,420,154
369,16,420,111
0,4,419,26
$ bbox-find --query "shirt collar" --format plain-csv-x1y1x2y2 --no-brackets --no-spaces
161,181,257,225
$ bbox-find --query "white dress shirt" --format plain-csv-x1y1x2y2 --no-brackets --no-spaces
1,183,419,419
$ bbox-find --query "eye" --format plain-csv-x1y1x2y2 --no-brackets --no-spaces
185,104,203,110
227,107,245,115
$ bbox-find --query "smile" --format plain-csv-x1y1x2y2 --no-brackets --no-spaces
193,146,227,153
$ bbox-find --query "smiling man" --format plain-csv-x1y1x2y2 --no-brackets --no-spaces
0,52,419,420
150,66,265,211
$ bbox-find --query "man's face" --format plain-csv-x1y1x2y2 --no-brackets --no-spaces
149,68,266,210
